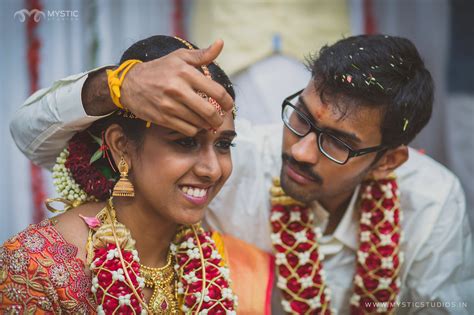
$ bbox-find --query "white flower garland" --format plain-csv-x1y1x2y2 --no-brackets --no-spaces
51,148,93,202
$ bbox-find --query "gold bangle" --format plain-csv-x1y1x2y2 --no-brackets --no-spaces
106,59,142,110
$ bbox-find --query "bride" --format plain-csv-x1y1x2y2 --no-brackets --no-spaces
0,35,272,314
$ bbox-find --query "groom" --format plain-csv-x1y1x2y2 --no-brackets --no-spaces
11,35,473,314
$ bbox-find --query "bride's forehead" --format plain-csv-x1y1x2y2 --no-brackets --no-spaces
147,122,235,139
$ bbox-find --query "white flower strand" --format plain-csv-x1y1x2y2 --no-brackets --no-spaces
91,276,99,293
173,231,238,313
52,148,93,202
112,268,125,282
118,294,131,306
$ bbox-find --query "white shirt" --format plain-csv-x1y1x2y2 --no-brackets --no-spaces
10,70,474,314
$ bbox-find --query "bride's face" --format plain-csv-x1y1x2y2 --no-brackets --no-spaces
129,113,236,225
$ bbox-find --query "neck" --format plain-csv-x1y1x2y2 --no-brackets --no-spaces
113,197,178,268
319,189,353,235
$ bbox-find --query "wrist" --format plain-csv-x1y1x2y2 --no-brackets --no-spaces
119,63,140,111
106,60,143,111
82,67,117,116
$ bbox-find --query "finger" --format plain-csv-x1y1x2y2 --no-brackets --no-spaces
166,117,200,137
166,98,213,130
150,113,200,137
182,66,234,112
175,86,225,128
180,39,224,67
129,86,216,130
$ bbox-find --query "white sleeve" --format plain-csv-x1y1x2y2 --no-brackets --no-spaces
404,178,474,314
9,66,111,170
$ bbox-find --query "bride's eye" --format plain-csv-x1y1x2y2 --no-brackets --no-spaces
175,137,198,148
215,139,236,151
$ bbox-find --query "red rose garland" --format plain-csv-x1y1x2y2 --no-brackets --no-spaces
90,243,143,314
86,199,237,314
66,132,115,200
351,178,402,314
270,177,402,314
172,226,238,313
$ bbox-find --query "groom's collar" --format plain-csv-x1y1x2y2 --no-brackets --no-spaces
311,185,360,251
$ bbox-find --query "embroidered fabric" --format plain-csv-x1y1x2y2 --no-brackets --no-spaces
0,218,273,314
0,219,95,314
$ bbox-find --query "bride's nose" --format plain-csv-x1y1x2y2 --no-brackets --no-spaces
193,146,222,182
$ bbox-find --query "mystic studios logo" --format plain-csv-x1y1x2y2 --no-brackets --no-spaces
14,9,79,22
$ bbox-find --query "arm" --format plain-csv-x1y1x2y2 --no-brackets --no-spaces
404,178,474,314
81,67,117,116
10,40,234,169
10,68,111,170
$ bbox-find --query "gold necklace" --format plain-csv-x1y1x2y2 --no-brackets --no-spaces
101,198,179,313
140,250,179,314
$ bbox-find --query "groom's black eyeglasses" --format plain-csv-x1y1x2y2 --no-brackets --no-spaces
281,89,387,165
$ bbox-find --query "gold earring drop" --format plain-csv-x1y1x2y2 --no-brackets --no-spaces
112,155,135,197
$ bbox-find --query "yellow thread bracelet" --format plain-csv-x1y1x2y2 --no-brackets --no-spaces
106,59,142,110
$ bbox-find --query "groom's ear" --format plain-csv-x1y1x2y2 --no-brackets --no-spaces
368,146,408,180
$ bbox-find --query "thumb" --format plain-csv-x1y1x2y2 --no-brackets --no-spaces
182,39,224,66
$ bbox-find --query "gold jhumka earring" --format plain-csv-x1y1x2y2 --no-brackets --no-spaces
112,155,135,197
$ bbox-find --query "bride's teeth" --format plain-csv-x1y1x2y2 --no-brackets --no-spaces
181,186,207,198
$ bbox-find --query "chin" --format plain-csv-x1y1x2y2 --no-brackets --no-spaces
175,208,206,226
280,170,320,204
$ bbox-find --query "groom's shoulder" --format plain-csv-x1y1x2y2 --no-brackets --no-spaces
395,147,464,211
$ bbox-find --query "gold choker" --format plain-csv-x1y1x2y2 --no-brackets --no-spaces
140,251,178,314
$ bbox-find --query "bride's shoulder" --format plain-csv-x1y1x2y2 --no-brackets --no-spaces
0,202,105,275
53,201,105,229
51,202,106,260
0,204,103,311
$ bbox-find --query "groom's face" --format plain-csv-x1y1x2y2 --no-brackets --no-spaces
280,80,384,206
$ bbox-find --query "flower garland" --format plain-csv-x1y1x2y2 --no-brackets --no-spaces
52,132,116,203
65,132,116,200
171,226,238,313
52,149,92,203
85,198,238,314
270,177,403,314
